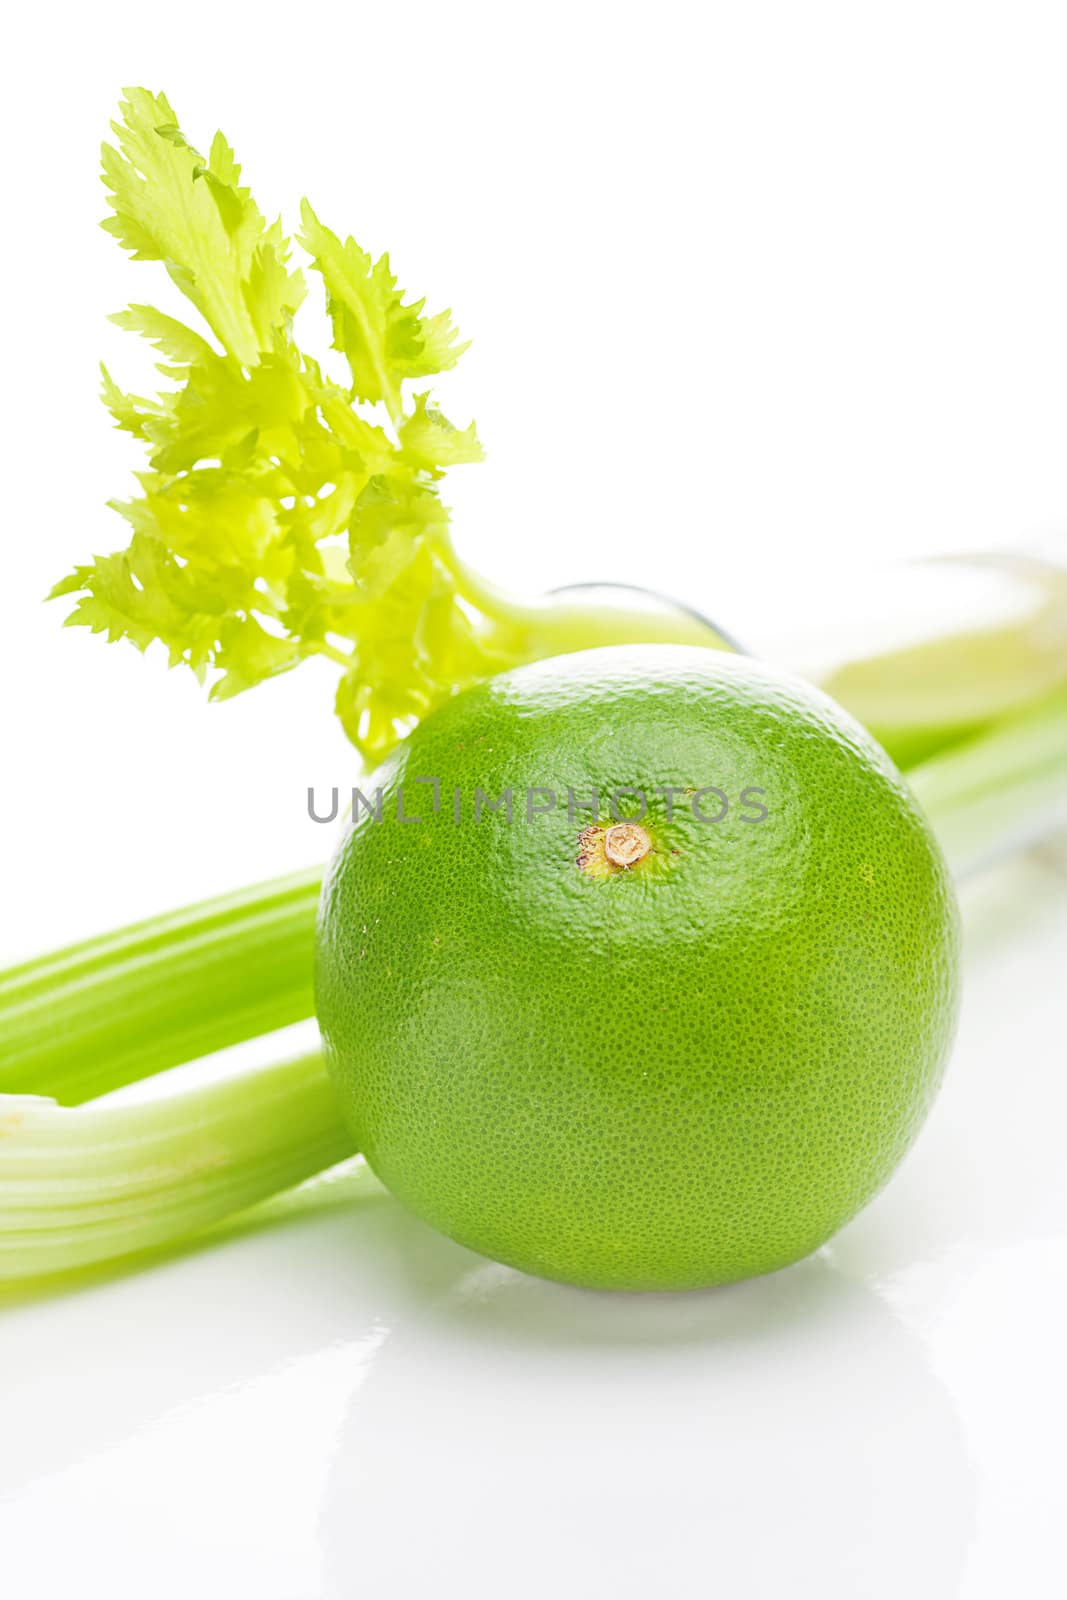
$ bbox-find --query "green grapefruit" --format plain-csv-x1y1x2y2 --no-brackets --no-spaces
316,645,960,1291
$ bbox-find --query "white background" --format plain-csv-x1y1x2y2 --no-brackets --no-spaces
1,4,1066,1596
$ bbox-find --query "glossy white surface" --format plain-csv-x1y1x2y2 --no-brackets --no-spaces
2,849,1065,1599
5,5,1067,1593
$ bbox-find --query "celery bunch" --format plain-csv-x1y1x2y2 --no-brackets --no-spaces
1,91,1065,1293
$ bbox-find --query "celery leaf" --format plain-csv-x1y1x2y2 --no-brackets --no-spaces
52,91,494,762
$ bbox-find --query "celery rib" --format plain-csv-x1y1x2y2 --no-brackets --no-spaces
0,1053,353,1283
0,868,320,1105
908,684,1067,880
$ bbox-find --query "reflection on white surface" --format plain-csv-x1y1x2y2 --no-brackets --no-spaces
3,1342,380,1597
0,851,1064,1599
925,1241,1067,1597
0,1207,974,1600
318,1235,974,1599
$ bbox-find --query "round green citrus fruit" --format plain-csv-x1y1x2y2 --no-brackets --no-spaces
316,645,960,1291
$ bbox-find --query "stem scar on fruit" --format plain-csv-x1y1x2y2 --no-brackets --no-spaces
577,822,653,876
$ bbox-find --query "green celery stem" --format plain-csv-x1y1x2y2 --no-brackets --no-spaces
0,868,320,1105
908,683,1067,880
0,1052,354,1284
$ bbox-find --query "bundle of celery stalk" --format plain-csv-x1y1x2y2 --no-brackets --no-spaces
2,90,1066,1291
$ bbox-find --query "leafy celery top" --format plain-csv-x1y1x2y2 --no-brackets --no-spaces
51,90,718,761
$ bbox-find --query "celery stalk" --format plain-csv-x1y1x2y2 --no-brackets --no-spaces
814,552,1067,768
0,1053,353,1285
0,869,319,1106
908,684,1067,880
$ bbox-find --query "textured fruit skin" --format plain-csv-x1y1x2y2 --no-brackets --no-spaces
316,646,960,1291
